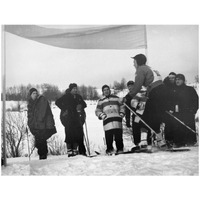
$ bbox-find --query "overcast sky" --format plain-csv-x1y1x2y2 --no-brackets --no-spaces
4,25,198,91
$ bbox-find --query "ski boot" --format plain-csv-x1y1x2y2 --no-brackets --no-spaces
156,132,167,150
106,149,115,156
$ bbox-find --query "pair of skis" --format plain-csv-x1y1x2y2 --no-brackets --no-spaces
122,103,193,153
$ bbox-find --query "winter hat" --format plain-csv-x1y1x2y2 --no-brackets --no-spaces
102,84,110,91
176,74,185,81
69,83,77,91
131,54,147,66
169,72,176,76
127,80,135,86
29,88,37,96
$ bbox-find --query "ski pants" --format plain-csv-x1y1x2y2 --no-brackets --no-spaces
132,116,142,145
34,130,48,157
105,129,124,152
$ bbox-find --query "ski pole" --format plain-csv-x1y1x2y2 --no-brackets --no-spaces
84,121,91,156
83,125,89,154
123,103,157,138
83,134,90,155
166,111,197,136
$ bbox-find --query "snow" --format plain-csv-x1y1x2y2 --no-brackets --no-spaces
1,100,200,200
1,146,198,176
2,100,199,176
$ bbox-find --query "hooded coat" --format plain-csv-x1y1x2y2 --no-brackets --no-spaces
27,95,56,139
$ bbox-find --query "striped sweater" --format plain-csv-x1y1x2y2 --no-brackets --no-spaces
95,94,125,131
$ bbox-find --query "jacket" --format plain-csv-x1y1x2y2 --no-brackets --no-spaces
95,94,125,131
55,91,87,127
55,91,87,143
129,65,162,97
27,95,56,130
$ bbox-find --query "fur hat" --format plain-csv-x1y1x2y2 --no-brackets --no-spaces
176,74,185,81
29,88,37,96
131,54,147,66
69,83,77,91
102,84,110,91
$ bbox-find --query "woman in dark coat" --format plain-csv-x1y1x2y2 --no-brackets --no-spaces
55,83,87,157
167,74,198,147
27,88,57,159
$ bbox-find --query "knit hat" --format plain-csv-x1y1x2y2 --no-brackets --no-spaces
102,84,110,91
69,83,77,91
127,80,135,86
176,74,185,81
29,88,37,96
131,54,147,66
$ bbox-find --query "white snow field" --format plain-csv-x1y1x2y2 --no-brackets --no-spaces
1,101,199,176
1,146,199,176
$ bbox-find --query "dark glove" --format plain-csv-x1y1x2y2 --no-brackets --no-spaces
126,123,131,128
123,94,132,104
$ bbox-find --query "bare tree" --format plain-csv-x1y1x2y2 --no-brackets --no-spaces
4,111,34,158
113,78,127,91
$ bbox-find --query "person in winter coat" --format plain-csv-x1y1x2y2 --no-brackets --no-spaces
166,74,198,147
27,88,57,160
95,85,125,155
163,72,176,87
55,83,87,157
163,72,177,143
125,80,144,149
124,54,169,150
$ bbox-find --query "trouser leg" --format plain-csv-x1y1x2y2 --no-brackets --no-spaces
35,133,48,159
78,137,86,155
114,129,124,151
105,130,114,152
132,120,142,146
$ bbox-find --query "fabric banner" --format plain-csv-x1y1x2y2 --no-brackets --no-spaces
5,25,147,49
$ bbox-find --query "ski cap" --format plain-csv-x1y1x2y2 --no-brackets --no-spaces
127,81,134,86
29,88,37,96
69,83,77,91
176,74,185,81
131,54,147,66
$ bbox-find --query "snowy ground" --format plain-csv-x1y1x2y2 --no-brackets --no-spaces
1,146,199,176
1,101,199,176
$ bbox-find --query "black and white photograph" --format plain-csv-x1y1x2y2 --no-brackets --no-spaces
1,24,199,175
0,0,199,200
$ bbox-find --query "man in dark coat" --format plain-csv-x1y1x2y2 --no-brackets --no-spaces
27,88,57,160
163,72,177,143
55,83,87,157
166,74,198,147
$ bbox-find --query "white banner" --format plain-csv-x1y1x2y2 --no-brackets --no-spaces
5,25,147,49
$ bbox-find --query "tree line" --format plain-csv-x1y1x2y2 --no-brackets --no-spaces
4,78,129,101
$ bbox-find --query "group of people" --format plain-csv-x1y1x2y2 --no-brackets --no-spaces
124,54,198,151
27,54,199,159
27,83,87,159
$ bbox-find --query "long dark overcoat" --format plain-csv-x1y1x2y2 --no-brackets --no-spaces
168,84,198,145
27,95,57,140
55,91,87,143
